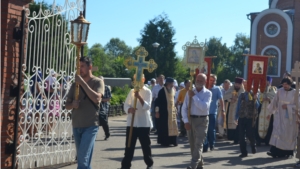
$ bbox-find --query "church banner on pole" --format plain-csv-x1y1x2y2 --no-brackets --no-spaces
195,57,216,88
244,54,273,94
182,36,206,122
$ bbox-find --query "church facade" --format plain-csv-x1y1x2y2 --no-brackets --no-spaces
245,0,300,84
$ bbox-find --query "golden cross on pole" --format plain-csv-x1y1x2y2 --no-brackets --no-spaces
182,37,206,122
291,61,300,121
123,46,157,148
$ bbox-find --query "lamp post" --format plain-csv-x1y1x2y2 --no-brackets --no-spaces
70,11,91,100
152,42,160,78
243,48,250,79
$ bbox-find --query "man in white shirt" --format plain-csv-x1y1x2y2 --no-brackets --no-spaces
182,73,212,169
150,74,165,132
121,75,153,169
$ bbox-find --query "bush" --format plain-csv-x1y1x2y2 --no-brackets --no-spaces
110,84,131,105
110,95,120,105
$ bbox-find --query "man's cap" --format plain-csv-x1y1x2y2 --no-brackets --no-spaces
235,77,244,84
165,77,175,83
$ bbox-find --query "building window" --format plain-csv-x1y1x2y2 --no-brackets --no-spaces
263,48,278,76
267,24,278,35
264,21,280,38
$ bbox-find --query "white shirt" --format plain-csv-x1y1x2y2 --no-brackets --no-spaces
175,90,180,102
181,87,212,123
124,86,153,128
151,84,163,100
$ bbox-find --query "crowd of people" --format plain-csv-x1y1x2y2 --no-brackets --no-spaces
119,72,300,169
64,56,300,169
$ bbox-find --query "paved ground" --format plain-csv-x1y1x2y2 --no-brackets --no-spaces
59,115,298,169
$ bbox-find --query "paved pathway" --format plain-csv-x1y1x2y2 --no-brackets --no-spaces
59,115,298,169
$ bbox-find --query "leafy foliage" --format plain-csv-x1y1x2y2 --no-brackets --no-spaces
138,13,178,80
110,85,131,105
104,38,132,57
205,34,250,84
173,57,190,83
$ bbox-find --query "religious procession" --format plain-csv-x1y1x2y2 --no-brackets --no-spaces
3,0,300,169
61,49,300,169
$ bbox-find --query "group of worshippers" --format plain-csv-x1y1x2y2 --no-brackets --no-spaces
119,71,300,169
218,73,300,168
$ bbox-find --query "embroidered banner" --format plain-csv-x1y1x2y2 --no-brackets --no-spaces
247,55,269,95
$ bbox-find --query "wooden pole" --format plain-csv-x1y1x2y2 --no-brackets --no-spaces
252,97,257,127
127,96,138,148
75,45,81,101
188,70,195,123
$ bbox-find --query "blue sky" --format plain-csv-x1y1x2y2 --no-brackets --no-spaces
43,0,269,57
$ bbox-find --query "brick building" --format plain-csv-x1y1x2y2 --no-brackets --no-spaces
246,0,300,84
1,0,31,168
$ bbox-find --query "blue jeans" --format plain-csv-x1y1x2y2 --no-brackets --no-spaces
73,126,99,169
203,114,216,151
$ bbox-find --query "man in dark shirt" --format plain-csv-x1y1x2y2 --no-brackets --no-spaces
235,91,260,157
99,76,112,140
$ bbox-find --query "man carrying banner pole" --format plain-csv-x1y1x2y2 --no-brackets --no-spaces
255,76,276,146
121,47,157,169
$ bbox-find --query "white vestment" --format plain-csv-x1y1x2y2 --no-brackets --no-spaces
267,88,298,150
258,86,277,139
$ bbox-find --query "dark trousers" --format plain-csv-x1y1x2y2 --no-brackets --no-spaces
238,117,256,155
99,116,110,137
121,127,153,169
151,102,156,129
101,121,110,137
203,114,217,150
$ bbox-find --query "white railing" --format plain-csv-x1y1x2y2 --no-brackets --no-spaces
17,1,84,168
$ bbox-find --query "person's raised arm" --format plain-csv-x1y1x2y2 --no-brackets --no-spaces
75,75,103,104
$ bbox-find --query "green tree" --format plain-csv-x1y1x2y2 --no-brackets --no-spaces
89,43,114,77
229,33,250,78
104,38,132,57
83,45,89,56
204,34,250,84
173,57,189,83
111,56,134,78
205,37,231,84
138,13,177,81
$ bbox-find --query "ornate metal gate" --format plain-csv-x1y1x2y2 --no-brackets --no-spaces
17,1,84,168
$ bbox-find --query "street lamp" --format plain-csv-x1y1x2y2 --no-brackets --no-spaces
243,48,250,79
152,42,160,78
70,11,91,100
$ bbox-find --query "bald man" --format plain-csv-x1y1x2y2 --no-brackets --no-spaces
182,74,212,169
